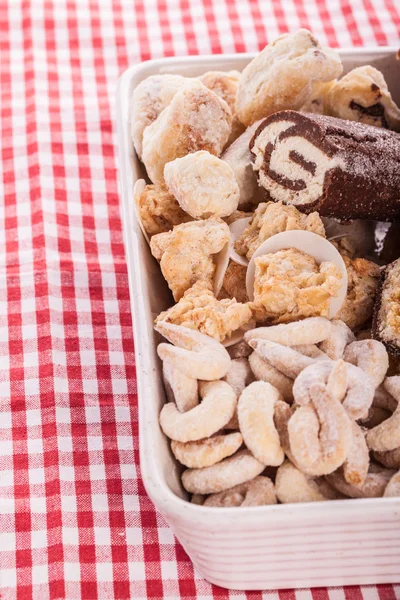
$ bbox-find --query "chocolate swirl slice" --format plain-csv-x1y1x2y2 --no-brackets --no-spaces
250,111,400,221
372,258,400,357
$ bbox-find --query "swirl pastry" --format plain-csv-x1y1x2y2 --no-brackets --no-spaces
372,259,400,357
325,66,400,131
250,111,400,221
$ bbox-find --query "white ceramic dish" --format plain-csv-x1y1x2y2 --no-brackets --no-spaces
116,48,400,591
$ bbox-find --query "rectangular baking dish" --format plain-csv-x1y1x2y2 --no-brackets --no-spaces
116,48,400,591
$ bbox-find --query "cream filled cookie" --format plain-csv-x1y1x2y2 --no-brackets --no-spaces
150,218,230,301
250,248,342,324
326,66,400,130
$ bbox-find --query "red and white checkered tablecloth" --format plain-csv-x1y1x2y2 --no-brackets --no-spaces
0,0,399,598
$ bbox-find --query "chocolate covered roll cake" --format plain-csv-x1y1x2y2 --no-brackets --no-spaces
250,111,400,221
372,259,400,356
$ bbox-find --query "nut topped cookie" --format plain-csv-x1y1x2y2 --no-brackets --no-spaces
235,201,325,260
250,248,342,324
155,280,252,343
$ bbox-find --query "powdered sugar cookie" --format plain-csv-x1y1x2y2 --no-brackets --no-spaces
235,29,342,126
344,339,389,389
319,319,355,360
293,360,375,420
384,469,400,497
163,359,198,413
374,447,400,470
326,463,395,499
366,400,400,452
159,380,236,443
164,151,239,219
182,449,265,494
171,432,243,469
130,74,187,159
234,202,325,261
204,475,277,507
142,80,232,183
200,70,245,145
249,339,315,380
342,421,369,488
238,381,284,466
288,381,352,476
248,351,294,402
221,120,265,208
223,357,255,398
275,460,328,503
156,321,231,381
245,317,331,347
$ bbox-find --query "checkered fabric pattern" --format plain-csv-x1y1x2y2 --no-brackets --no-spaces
0,0,399,598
